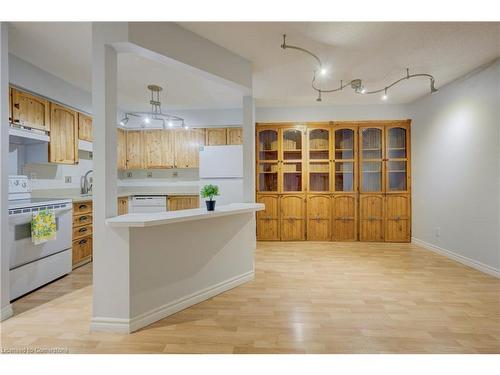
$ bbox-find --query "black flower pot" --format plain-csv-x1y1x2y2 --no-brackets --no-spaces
206,200,216,211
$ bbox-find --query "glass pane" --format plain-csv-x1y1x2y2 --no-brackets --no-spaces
335,162,354,191
362,128,382,159
258,163,278,192
362,161,382,192
309,129,329,160
387,161,407,191
258,130,278,160
387,127,407,158
283,162,302,192
283,129,302,160
335,129,354,159
309,162,329,191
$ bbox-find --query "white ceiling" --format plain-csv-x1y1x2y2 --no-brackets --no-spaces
8,22,500,109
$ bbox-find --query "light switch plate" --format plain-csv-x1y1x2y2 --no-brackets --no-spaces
65,176,72,183
126,172,132,178
147,172,153,178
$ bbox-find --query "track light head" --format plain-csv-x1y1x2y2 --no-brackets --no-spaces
316,91,322,102
119,116,129,126
430,79,439,94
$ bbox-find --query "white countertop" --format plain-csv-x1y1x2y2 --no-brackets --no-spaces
106,203,264,228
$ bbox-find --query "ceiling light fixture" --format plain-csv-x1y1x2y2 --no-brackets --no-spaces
281,34,439,102
119,85,188,130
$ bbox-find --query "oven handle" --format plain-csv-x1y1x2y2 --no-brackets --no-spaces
9,206,72,225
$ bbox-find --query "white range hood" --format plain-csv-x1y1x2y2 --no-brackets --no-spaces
9,126,49,144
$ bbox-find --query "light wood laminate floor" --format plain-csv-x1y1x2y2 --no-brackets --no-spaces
1,242,499,353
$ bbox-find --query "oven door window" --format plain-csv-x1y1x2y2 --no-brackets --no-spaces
14,218,60,241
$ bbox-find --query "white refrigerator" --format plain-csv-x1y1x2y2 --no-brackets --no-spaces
199,145,243,205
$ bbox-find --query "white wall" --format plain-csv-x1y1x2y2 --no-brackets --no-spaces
410,59,500,274
256,103,409,122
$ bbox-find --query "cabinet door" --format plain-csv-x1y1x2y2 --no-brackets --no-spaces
117,197,129,215
168,196,200,211
126,131,144,170
385,194,410,242
256,194,280,240
333,126,357,193
72,236,92,268
117,129,127,171
11,88,50,131
307,195,331,241
206,128,227,145
360,127,384,193
332,194,357,241
226,127,243,145
174,129,205,168
308,128,330,193
144,130,175,168
49,103,78,164
78,113,93,141
385,124,410,193
257,128,280,193
359,194,384,242
281,128,305,193
280,195,305,240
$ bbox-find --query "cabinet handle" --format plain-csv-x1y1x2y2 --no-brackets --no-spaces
14,103,20,109
79,227,88,233
79,204,88,210
78,239,87,245
79,216,88,221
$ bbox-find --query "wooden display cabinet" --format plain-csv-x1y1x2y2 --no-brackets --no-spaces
256,194,280,240
332,194,357,241
280,194,306,241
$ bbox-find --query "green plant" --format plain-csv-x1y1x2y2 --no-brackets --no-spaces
200,184,219,201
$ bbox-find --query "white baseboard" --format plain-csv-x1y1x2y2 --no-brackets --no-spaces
91,270,254,334
412,237,500,279
1,304,13,321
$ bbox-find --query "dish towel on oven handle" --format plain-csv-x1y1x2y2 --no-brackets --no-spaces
31,209,57,245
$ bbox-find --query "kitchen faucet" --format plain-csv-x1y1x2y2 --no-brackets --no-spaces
81,169,93,195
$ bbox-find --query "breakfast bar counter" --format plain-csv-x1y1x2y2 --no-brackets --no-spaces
91,203,264,333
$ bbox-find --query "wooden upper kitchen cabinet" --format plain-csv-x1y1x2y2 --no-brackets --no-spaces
49,103,78,164
167,195,200,211
126,130,144,170
143,129,175,169
174,128,205,168
226,127,243,145
78,113,93,141
117,128,127,171
205,128,227,145
11,87,50,131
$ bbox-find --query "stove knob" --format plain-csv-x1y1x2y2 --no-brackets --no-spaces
14,180,19,186
22,182,27,188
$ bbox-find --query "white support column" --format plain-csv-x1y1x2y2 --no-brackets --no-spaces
91,23,131,331
242,95,255,203
0,22,13,321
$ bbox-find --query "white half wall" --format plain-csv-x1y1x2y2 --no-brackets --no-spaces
410,59,500,275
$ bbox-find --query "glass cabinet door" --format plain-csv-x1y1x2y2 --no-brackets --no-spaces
282,128,304,192
308,128,330,192
360,127,383,193
257,129,279,192
333,128,356,192
386,126,408,192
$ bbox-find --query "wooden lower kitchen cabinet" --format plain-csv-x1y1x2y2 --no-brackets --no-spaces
359,194,384,242
332,194,357,241
280,194,306,241
167,195,200,211
256,194,280,240
72,200,93,268
117,197,129,215
385,194,411,242
306,194,331,241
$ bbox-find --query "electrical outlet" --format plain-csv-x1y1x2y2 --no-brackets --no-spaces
172,171,178,177
435,227,441,237
65,176,72,183
147,172,153,178
126,172,132,178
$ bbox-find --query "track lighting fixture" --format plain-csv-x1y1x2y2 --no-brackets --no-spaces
281,34,439,102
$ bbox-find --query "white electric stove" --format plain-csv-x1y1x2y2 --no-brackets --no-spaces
8,175,73,300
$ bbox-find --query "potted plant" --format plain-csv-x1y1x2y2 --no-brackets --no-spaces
200,184,219,211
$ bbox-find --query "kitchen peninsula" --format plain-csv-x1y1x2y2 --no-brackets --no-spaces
91,203,263,333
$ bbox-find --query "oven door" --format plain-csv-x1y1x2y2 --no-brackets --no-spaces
9,205,73,270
